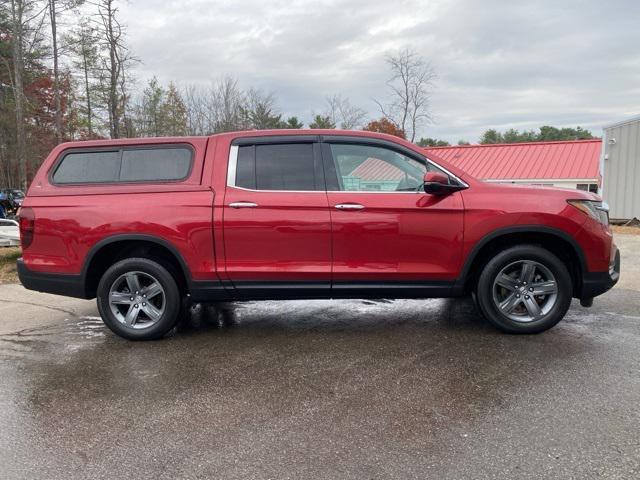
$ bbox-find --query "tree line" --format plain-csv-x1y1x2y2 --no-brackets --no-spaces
0,0,437,189
0,0,597,190
417,125,594,147
1,0,138,189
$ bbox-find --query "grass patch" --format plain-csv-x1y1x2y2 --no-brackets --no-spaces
0,247,21,284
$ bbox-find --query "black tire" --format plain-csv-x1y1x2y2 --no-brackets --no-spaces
97,257,182,340
475,245,572,334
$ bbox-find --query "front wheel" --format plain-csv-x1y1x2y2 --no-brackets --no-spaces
475,245,573,333
97,257,182,340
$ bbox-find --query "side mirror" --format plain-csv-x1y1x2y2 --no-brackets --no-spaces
423,172,450,194
423,171,466,195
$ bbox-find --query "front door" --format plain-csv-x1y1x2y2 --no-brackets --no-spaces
322,140,465,297
222,139,332,298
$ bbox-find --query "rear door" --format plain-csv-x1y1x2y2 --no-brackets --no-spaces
322,138,465,296
222,136,332,298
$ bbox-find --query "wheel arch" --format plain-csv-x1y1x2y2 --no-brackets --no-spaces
457,225,587,298
82,234,191,298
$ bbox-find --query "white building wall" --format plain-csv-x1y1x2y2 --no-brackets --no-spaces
602,116,640,220
486,179,598,191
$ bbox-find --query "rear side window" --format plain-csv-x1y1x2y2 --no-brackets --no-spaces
120,148,191,181
235,145,256,190
52,151,121,184
235,143,316,191
52,145,193,185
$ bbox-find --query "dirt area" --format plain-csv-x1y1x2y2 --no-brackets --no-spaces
0,247,20,284
611,224,640,235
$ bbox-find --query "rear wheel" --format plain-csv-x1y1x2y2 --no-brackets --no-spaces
97,257,182,340
475,245,572,333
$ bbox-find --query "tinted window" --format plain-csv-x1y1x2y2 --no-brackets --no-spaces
236,143,315,191
53,150,121,184
120,148,192,181
52,146,193,184
236,145,256,190
330,144,432,192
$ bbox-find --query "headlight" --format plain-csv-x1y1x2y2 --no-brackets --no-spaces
568,200,609,226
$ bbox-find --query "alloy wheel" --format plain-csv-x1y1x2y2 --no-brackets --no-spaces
108,271,166,329
492,260,558,323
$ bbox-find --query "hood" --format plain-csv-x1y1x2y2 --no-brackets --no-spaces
482,182,601,201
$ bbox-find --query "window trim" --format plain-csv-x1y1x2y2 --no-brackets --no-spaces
231,135,319,146
226,141,325,193
50,143,195,186
225,135,469,194
320,136,469,193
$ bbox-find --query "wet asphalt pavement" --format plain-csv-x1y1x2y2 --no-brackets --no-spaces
1,236,639,479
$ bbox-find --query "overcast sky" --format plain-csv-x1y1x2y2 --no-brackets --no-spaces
119,0,640,143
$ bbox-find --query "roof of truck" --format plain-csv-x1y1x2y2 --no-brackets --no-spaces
49,130,471,185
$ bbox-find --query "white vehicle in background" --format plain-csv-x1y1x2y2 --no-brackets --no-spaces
0,219,20,247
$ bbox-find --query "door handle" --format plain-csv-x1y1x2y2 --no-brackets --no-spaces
229,202,258,208
335,203,365,210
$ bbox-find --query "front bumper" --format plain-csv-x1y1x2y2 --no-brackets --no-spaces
580,246,620,300
17,259,88,299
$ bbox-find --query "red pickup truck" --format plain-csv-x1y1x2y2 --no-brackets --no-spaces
17,130,619,340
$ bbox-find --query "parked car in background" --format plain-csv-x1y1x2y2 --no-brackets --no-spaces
0,218,20,247
17,131,619,340
8,189,24,207
0,189,24,219
0,192,6,219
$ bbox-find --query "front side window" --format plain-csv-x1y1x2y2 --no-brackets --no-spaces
329,144,442,192
235,143,316,191
52,146,193,185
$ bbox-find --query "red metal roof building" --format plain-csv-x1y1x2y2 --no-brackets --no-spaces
425,139,602,192
350,158,405,181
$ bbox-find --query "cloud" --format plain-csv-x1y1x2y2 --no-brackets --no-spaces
120,0,640,142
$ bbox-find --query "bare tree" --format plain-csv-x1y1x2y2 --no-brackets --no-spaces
182,78,292,133
47,0,64,142
65,18,101,137
182,77,246,135
95,0,132,138
8,0,48,188
325,94,366,130
182,84,210,135
10,0,27,188
211,76,245,132
0,86,12,187
374,48,436,142
48,0,82,142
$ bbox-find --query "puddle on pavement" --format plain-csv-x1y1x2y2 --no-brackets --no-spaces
1,293,637,477
0,316,107,360
0,298,477,361
1,289,637,363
